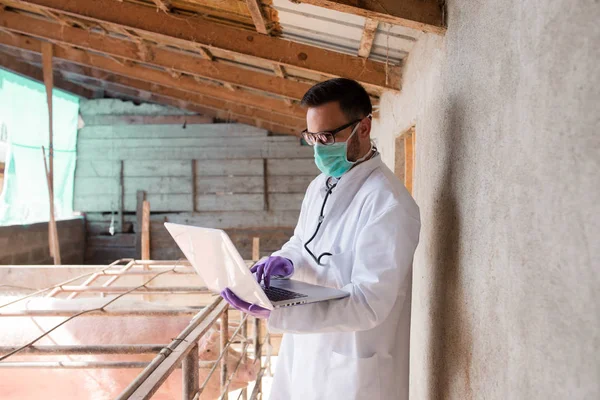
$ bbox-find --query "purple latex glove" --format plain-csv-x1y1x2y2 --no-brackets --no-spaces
250,256,294,288
221,288,271,319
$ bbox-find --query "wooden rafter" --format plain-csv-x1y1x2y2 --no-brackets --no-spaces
358,18,379,58
5,0,400,90
81,114,214,125
0,10,312,100
101,85,300,135
62,66,305,129
295,0,445,34
98,83,226,119
0,30,306,120
44,59,304,133
0,50,94,98
0,49,303,134
245,0,268,34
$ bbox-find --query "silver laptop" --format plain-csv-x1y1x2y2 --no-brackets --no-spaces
164,223,349,310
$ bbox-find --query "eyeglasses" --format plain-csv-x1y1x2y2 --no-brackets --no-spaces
301,119,361,146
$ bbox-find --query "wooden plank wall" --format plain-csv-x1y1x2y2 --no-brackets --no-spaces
76,101,317,264
84,213,299,263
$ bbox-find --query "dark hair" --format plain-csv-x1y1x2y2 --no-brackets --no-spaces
301,78,372,121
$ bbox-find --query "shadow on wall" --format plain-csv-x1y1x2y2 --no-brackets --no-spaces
428,99,474,400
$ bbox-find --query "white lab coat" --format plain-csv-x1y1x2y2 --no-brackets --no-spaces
268,154,421,400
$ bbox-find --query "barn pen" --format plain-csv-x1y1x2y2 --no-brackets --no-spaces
0,259,272,400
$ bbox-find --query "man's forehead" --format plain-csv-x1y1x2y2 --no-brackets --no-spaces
306,101,347,130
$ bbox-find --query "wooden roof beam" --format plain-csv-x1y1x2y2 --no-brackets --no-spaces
75,69,304,130
85,81,225,118
0,30,306,121
358,18,379,58
295,0,445,34
245,0,268,35
8,0,400,90
100,84,301,136
47,61,305,133
0,10,312,100
0,50,95,98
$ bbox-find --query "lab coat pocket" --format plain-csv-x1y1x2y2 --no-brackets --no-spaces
324,351,381,400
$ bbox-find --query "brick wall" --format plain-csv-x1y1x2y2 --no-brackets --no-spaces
0,218,85,265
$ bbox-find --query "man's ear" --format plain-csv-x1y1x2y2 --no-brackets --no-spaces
359,117,372,138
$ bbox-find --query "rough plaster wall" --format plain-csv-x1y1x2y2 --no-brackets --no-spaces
371,0,599,399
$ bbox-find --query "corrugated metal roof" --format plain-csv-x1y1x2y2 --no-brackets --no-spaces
272,0,422,65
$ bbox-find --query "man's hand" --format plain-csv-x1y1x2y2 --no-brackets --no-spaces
220,257,293,318
220,288,271,319
251,256,294,288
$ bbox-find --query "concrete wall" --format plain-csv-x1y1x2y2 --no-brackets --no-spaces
0,218,85,265
372,0,599,399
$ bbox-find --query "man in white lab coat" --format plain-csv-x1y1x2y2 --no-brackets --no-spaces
221,78,421,400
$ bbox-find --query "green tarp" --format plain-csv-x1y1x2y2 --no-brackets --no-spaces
0,69,80,225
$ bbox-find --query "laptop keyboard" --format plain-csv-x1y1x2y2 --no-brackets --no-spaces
261,285,308,302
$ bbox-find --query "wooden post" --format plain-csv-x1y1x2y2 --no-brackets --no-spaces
41,147,61,265
42,42,53,208
117,160,124,232
240,312,248,400
182,343,199,400
142,200,150,260
253,316,262,396
262,158,269,211
191,159,197,212
41,41,60,265
142,200,151,302
251,236,262,395
404,128,414,195
135,190,146,258
220,308,229,393
412,129,416,192
252,237,260,262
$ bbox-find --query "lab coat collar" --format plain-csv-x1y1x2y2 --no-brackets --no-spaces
317,152,382,197
317,153,382,198
336,153,382,189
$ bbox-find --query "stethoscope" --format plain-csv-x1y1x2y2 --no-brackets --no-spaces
303,146,378,266
303,177,337,266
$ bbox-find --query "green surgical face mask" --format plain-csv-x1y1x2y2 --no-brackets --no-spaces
313,124,369,178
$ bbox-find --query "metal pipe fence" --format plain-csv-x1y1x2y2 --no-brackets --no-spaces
0,259,271,399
